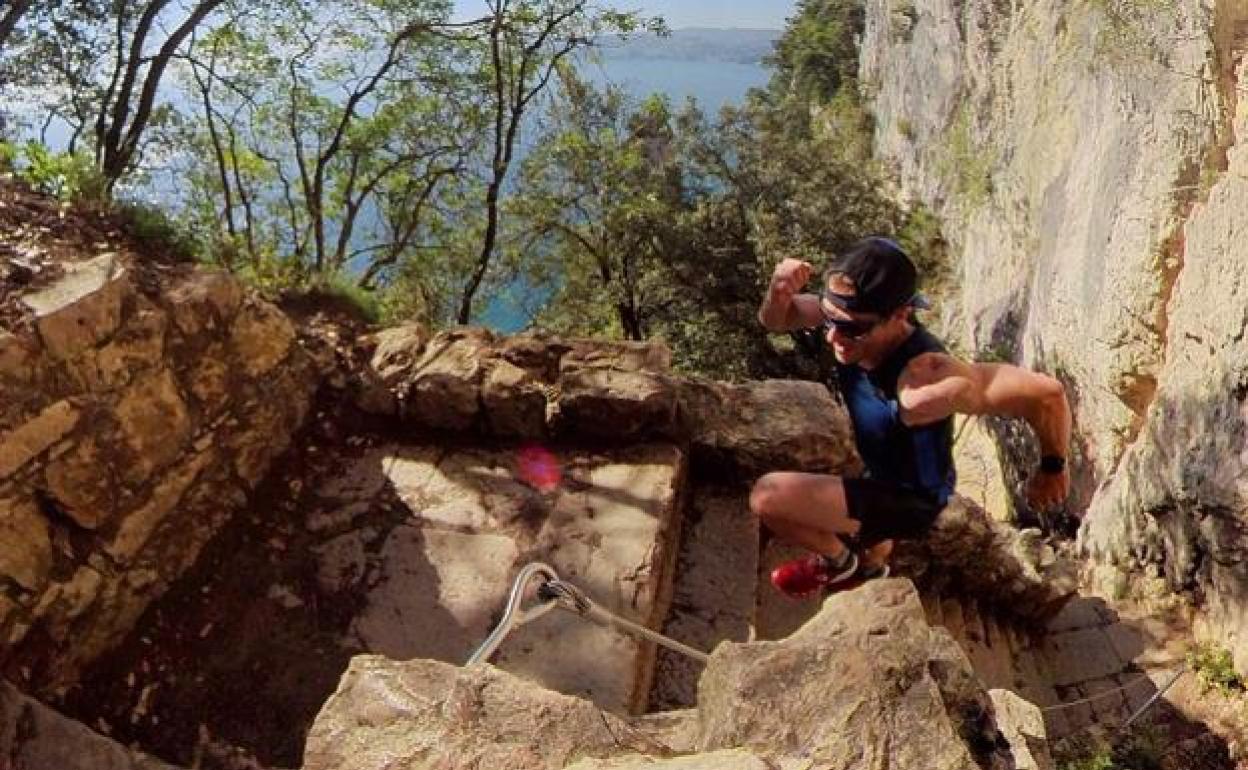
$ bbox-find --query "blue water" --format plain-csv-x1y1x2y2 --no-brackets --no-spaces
590,56,770,110
479,56,769,331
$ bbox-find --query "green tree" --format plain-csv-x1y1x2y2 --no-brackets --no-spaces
452,0,661,324
509,76,682,339
0,0,35,58
0,0,227,189
765,0,864,106
174,0,479,296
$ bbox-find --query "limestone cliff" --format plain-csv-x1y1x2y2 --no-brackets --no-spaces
861,0,1248,668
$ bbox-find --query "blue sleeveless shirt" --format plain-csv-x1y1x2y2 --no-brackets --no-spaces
835,325,956,504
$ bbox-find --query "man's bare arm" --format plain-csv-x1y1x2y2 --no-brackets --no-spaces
898,353,1072,507
759,258,826,331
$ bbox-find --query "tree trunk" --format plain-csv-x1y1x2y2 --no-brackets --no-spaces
0,0,33,56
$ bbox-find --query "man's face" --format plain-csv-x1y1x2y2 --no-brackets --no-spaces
821,275,888,365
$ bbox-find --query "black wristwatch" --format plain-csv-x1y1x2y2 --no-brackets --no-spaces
1039,454,1066,474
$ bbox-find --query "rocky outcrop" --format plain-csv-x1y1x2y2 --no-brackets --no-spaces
861,0,1248,669
896,497,1077,621
0,251,316,693
359,324,863,477
305,580,1043,770
0,193,1100,770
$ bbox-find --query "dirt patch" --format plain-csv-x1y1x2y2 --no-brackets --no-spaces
0,179,195,332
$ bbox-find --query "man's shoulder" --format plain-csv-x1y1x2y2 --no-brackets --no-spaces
908,323,948,356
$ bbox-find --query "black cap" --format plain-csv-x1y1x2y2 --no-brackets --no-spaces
823,237,929,315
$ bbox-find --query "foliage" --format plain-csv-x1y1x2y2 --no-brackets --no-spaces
320,273,383,324
937,104,994,209
1187,642,1245,695
1057,745,1119,770
1053,724,1167,770
509,78,680,340
10,141,108,202
0,140,17,172
507,66,933,380
1,0,227,188
3,0,952,383
496,0,950,381
115,200,202,262
764,0,864,106
451,0,662,324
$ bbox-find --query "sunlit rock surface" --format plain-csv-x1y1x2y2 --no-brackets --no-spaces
305,581,1038,770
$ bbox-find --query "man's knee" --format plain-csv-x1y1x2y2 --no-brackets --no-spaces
749,473,787,518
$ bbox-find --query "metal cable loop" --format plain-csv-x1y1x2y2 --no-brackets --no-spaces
466,562,561,666
468,562,710,666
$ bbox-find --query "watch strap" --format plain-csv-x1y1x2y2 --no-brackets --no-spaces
1040,454,1066,474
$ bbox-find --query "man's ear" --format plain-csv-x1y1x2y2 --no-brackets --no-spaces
890,305,912,323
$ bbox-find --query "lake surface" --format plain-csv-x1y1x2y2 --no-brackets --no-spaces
590,56,770,110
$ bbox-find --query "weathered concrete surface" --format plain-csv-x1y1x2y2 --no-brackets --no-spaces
0,681,180,770
330,442,686,714
649,485,759,710
0,259,316,694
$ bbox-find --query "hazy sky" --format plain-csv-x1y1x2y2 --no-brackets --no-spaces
452,1,797,29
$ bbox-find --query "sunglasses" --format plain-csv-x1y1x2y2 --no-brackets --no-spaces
820,314,880,339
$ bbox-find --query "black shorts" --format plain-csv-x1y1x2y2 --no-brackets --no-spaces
843,478,945,547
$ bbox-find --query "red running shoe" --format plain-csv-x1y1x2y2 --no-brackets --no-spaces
770,551,859,598
824,563,891,595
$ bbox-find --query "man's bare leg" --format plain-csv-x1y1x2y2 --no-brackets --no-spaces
748,471,862,557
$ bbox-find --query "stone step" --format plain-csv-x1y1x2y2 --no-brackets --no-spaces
649,485,759,710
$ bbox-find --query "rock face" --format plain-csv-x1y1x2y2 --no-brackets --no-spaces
305,580,1037,770
0,681,180,770
896,497,1077,621
696,580,1015,770
0,256,316,693
861,0,1248,668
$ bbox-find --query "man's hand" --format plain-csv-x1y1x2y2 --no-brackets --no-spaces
758,258,820,331
1026,466,1070,510
768,258,813,303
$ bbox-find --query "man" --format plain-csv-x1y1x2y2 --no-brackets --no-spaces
753,236,1072,597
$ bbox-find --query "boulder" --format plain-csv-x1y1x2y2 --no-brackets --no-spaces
20,253,130,361
677,378,862,476
695,579,1015,770
896,496,1078,621
0,681,180,770
1,262,317,696
302,656,666,770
